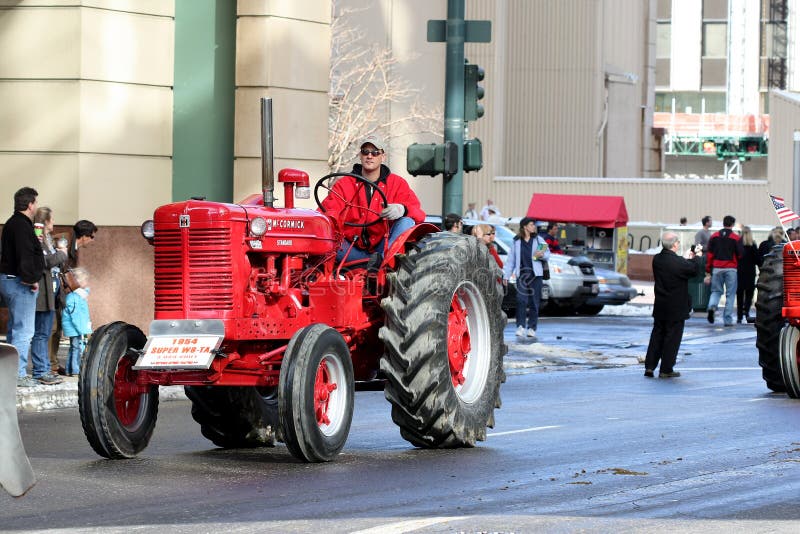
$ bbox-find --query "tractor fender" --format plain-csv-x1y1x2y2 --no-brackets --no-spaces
0,343,36,497
383,223,440,269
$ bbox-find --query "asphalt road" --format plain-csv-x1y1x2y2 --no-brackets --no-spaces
2,315,800,532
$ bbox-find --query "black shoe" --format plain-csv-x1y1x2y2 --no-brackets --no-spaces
707,308,715,324
56,366,67,376
737,317,742,324
644,369,654,378
659,371,681,378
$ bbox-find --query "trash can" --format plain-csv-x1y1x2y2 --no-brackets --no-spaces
688,256,710,312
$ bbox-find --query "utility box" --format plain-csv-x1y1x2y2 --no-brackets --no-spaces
463,138,483,171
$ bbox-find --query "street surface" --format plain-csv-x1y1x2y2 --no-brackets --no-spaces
2,314,800,532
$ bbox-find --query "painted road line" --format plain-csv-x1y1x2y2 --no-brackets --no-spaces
351,516,468,534
488,425,561,437
681,332,755,345
675,367,760,371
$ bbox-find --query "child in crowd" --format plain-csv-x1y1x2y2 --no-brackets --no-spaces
61,267,92,376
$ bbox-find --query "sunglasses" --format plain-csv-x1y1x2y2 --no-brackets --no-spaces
360,149,383,156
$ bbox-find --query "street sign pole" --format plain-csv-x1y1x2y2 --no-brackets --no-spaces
442,0,466,217
425,4,490,216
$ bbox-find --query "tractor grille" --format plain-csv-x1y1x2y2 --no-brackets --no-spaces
188,228,233,310
154,227,234,312
154,229,183,311
784,248,800,306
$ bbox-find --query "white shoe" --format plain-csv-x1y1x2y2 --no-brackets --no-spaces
527,328,537,338
516,326,525,337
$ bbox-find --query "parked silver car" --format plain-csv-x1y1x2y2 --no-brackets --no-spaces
423,216,599,314
577,267,639,315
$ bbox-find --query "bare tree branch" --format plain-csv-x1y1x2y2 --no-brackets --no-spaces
329,3,442,172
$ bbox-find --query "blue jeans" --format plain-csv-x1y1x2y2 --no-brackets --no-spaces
708,268,738,325
31,309,55,378
516,274,543,330
0,275,38,378
66,336,85,375
336,216,416,261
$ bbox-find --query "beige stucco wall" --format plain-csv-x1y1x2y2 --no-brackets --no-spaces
233,3,331,207
0,2,174,225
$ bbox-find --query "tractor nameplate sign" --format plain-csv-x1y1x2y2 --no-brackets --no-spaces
133,335,222,369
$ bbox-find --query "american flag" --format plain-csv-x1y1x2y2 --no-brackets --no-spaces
770,194,800,225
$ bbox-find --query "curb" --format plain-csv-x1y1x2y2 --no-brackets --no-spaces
16,382,187,413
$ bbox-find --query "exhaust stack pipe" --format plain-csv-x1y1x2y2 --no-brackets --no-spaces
261,97,275,207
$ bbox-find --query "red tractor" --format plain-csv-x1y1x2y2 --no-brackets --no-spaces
755,242,800,397
78,100,507,462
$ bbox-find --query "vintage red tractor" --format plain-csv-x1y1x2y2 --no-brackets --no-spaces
755,241,800,397
78,100,507,462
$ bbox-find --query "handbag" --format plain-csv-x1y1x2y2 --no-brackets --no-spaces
542,260,551,280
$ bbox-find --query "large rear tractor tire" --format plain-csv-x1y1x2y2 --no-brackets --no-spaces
184,386,278,448
755,249,787,393
379,232,507,448
279,324,355,462
779,325,800,398
78,322,158,459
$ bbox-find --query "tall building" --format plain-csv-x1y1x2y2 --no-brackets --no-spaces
654,0,799,180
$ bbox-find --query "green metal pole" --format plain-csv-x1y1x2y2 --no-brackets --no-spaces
442,0,465,217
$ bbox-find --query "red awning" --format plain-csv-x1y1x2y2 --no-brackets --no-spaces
526,193,628,228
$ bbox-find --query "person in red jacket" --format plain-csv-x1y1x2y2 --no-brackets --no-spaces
320,135,425,263
704,215,744,326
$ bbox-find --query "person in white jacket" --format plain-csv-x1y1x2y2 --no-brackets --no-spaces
503,217,550,339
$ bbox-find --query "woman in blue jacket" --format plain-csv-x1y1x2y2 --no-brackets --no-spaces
503,218,550,339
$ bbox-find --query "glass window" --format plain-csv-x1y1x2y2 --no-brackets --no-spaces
761,22,787,58
702,22,727,57
654,92,726,114
656,22,671,59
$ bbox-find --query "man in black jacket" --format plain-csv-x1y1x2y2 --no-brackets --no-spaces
0,187,46,387
644,231,703,378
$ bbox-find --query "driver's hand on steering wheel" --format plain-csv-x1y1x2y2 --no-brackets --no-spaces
380,203,405,220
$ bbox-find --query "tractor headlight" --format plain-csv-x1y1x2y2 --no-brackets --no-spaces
250,217,267,236
295,186,311,200
140,220,155,240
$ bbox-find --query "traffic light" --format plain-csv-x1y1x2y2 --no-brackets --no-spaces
464,63,485,122
407,142,458,176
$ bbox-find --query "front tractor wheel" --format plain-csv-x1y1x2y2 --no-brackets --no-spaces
779,326,800,398
755,248,787,393
278,324,355,462
78,322,158,459
380,232,507,448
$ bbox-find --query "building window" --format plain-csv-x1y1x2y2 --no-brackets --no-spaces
656,22,671,59
655,92,726,114
702,22,727,57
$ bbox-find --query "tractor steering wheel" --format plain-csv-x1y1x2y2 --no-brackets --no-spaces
315,172,388,228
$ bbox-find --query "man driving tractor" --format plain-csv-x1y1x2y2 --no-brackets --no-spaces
320,135,425,264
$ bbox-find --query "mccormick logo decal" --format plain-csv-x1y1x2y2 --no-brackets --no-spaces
265,219,305,231
179,215,190,228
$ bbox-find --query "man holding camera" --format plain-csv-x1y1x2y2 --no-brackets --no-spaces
644,231,703,378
